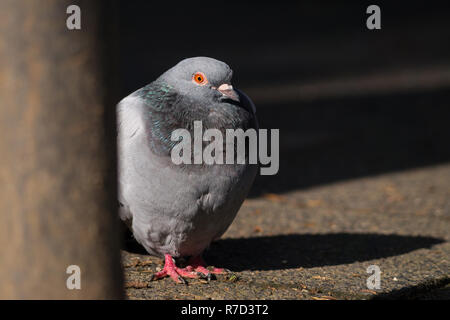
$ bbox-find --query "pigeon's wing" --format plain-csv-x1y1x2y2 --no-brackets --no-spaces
117,83,179,154
117,95,144,142
116,84,179,222
116,94,147,222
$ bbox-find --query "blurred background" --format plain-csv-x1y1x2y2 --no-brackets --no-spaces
117,1,450,196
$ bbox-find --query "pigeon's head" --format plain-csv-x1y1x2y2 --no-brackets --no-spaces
159,57,240,104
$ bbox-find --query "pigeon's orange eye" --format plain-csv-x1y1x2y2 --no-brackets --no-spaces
193,72,207,85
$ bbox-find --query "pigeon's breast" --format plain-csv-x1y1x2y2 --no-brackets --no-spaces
174,163,257,257
125,152,257,258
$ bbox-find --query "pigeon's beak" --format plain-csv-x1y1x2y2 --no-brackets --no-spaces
216,84,240,102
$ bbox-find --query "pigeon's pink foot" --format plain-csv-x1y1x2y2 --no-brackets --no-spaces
151,254,199,284
185,255,229,280
151,254,229,284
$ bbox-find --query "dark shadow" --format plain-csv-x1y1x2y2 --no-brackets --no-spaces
201,233,444,271
372,277,450,300
250,88,450,196
121,225,148,255
117,2,450,93
117,2,450,196
122,231,444,271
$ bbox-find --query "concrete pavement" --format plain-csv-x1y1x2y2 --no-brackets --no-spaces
122,163,449,299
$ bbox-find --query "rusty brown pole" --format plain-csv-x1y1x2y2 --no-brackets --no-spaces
0,1,123,299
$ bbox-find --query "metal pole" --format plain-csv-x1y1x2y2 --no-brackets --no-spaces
0,0,123,299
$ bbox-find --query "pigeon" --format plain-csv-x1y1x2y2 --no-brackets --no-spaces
117,57,258,283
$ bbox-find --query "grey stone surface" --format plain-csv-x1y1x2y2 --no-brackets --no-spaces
122,164,449,299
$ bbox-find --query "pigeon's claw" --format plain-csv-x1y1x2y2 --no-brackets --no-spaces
186,255,230,278
151,254,197,284
151,254,230,284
